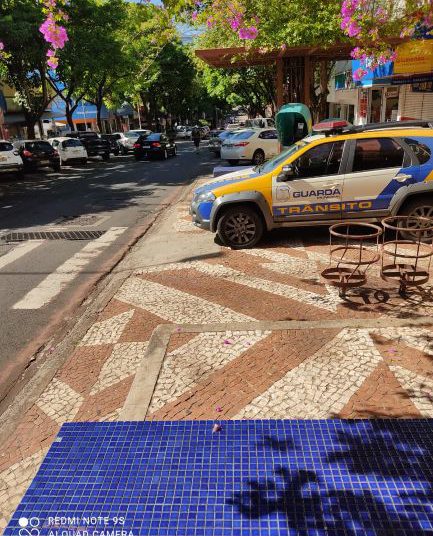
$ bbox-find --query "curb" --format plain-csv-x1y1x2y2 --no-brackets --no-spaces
0,174,207,442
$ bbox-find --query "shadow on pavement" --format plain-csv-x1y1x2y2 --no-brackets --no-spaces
228,420,433,534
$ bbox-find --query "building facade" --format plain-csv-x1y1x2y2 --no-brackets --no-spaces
328,39,433,126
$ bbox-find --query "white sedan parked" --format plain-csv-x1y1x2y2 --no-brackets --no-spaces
0,140,23,177
112,131,152,154
220,128,280,166
48,137,88,165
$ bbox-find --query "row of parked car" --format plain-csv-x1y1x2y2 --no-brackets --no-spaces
0,129,179,178
208,121,279,166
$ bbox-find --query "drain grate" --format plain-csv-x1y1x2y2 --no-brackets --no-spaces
2,230,105,242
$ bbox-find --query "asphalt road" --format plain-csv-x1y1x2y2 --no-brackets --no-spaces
0,140,216,402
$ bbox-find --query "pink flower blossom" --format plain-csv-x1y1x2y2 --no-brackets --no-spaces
40,16,68,49
238,26,258,40
216,406,222,412
47,56,59,70
0,42,4,51
191,11,198,21
346,21,361,37
353,67,368,81
212,423,222,433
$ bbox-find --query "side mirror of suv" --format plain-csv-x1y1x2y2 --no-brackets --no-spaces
277,164,295,182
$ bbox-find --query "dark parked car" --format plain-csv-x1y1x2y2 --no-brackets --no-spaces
133,133,177,160
101,134,120,156
66,131,110,160
16,140,61,172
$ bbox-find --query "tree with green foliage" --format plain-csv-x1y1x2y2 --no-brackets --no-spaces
0,0,51,137
199,62,275,118
46,0,116,131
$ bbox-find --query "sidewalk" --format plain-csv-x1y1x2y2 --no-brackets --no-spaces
2,174,433,530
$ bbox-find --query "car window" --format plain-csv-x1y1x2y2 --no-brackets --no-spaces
63,139,83,148
146,133,161,141
404,138,431,165
51,140,59,147
294,141,345,178
218,131,233,140
26,141,53,151
352,138,404,172
267,119,275,127
258,130,278,139
0,142,13,152
231,130,255,140
124,132,139,138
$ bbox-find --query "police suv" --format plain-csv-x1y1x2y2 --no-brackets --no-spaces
190,121,433,248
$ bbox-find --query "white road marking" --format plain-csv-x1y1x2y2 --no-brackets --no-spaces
0,240,44,271
12,227,127,310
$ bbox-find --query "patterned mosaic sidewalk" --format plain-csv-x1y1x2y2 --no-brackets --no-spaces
2,188,433,531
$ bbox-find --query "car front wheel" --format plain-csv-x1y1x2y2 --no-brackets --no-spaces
216,206,264,249
399,198,433,241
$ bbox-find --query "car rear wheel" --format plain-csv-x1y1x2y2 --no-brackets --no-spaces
162,149,168,160
217,206,264,249
121,146,128,155
102,153,110,162
399,198,433,241
252,149,265,166
228,159,239,166
52,163,61,172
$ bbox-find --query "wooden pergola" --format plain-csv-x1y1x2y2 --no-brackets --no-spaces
195,40,404,109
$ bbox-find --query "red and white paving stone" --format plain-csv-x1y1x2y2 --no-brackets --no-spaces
2,189,433,531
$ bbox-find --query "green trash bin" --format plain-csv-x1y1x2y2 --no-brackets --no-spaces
276,103,312,148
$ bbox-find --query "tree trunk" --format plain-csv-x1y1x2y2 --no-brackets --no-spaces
24,110,37,139
65,106,75,131
26,121,36,139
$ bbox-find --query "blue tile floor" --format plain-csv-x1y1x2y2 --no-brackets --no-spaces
5,420,433,535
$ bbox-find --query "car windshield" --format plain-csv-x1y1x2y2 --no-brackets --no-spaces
124,132,140,138
26,141,53,151
230,130,255,140
254,139,310,173
0,142,13,151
